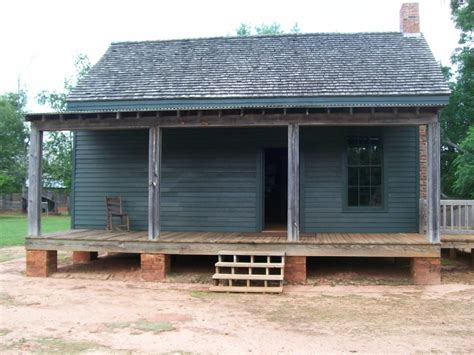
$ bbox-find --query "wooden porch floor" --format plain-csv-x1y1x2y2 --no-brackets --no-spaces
23,229,468,258
440,234,474,249
32,229,433,244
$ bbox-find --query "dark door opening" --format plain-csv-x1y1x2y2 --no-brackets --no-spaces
264,148,287,231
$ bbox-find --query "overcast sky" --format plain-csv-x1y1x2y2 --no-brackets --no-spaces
1,0,459,112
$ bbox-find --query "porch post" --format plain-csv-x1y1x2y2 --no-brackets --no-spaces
148,126,162,240
426,121,440,243
288,124,300,241
28,126,43,236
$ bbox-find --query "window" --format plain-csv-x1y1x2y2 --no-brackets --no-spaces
347,135,383,207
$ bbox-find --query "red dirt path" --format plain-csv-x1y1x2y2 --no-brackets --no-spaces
1,247,473,353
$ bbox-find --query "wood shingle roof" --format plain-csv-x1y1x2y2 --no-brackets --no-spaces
67,32,450,105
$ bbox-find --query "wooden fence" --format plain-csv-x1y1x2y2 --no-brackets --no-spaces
440,200,474,234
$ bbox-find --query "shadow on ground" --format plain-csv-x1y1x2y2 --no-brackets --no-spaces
48,250,474,285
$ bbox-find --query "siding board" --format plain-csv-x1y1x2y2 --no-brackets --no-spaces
73,128,286,231
73,130,148,230
301,126,418,233
73,126,418,233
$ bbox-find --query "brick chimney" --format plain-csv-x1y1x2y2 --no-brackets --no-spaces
400,3,420,36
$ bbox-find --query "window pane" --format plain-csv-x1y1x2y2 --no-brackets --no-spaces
348,137,358,147
371,167,382,186
348,187,359,206
359,187,370,206
359,138,370,164
348,167,359,186
370,138,382,165
347,133,383,208
370,187,382,206
347,146,359,165
360,167,370,186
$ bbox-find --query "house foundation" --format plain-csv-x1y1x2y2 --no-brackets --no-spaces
141,253,171,281
449,248,457,259
72,251,98,264
284,256,307,284
26,250,57,277
410,257,441,285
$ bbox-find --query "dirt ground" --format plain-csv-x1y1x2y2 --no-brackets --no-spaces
1,247,474,354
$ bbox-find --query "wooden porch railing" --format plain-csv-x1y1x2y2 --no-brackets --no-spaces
440,200,474,234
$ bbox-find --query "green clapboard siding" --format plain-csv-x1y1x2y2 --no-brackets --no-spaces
73,126,418,233
73,130,149,230
73,128,286,231
300,126,419,233
161,128,285,231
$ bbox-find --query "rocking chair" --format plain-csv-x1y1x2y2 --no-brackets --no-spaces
105,196,130,231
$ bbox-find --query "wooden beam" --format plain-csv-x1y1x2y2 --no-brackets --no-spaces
427,121,441,243
30,112,438,131
148,126,162,240
288,124,300,241
25,236,440,257
28,127,43,236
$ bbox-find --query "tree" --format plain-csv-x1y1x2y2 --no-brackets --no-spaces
452,125,474,198
236,23,252,36
36,54,91,191
255,23,283,35
235,22,300,36
290,23,301,34
41,131,74,191
37,54,91,111
440,0,473,197
0,92,28,193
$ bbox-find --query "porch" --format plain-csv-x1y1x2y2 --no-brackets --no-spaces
26,229,447,257
26,106,442,245
25,107,446,285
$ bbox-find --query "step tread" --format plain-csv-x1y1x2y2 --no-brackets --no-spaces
212,273,283,281
218,250,285,257
216,262,284,268
210,286,283,293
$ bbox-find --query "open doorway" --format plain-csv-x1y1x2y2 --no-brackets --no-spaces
264,148,287,231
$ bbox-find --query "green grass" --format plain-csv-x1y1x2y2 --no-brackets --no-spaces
441,258,455,266
104,320,174,334
0,328,11,336
35,337,100,353
133,320,174,333
1,337,103,354
0,214,71,247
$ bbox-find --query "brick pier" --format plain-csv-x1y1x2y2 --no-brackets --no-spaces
26,250,57,277
141,253,171,281
72,251,98,264
284,256,307,284
410,257,441,285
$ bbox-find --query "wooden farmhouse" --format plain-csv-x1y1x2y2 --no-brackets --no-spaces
25,4,457,289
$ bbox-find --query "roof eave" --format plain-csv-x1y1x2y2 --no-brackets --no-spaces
65,95,450,112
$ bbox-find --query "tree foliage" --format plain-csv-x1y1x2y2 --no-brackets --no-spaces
236,23,252,36
0,92,28,193
36,54,91,191
440,0,474,197
37,54,91,111
453,125,474,198
255,23,284,35
235,22,300,36
42,131,74,190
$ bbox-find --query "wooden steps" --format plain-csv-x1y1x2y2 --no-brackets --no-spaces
210,286,283,293
216,262,284,268
213,273,283,281
210,251,285,293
